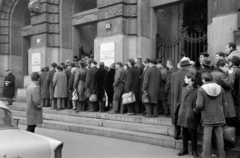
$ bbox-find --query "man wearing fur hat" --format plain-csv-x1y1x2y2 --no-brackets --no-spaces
53,65,68,110
39,67,50,107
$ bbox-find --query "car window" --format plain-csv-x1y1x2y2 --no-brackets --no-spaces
0,108,17,129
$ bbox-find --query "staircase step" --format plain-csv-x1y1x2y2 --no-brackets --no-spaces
13,116,240,158
9,104,172,126
11,110,174,136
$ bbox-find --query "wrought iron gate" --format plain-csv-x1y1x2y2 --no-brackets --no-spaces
156,27,207,66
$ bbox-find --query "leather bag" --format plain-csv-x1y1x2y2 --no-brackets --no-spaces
142,92,149,103
223,126,236,146
72,90,78,101
89,90,98,102
122,92,136,105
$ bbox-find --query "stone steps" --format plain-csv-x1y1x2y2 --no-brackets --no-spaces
9,103,240,158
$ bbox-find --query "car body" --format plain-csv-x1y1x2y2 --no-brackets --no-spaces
0,100,63,158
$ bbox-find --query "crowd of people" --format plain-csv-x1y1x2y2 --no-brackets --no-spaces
11,42,240,158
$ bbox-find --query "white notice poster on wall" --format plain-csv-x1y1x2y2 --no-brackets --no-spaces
100,42,115,67
32,52,41,72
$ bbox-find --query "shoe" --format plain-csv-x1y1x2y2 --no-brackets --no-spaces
178,149,188,156
192,151,199,158
108,110,117,114
72,107,77,110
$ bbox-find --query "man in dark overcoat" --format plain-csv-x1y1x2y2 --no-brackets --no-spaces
39,67,50,107
157,59,168,116
3,69,15,105
211,59,236,126
196,59,212,86
165,59,178,116
109,62,126,114
124,59,139,114
142,59,162,117
104,63,115,112
229,56,240,107
135,56,144,77
171,60,190,139
65,63,73,109
85,61,98,111
47,62,57,109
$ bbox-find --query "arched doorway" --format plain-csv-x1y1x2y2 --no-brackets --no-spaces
10,0,31,87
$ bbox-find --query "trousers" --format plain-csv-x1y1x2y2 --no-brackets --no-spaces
182,127,197,151
113,83,124,112
145,103,158,116
26,125,36,133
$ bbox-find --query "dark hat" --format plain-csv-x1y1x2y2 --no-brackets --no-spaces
92,60,97,65
128,59,135,65
143,58,150,63
44,66,49,71
99,62,105,66
180,60,191,66
216,51,226,57
73,56,78,59
51,62,57,68
110,63,116,69
149,59,157,64
200,51,209,57
31,72,40,81
202,59,211,67
229,56,240,65
5,69,10,72
56,65,63,71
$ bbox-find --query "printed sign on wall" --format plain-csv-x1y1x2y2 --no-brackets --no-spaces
32,52,41,72
100,42,115,67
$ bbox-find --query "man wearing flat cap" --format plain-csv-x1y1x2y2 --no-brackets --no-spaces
3,69,15,105
109,62,126,114
39,67,50,107
53,65,68,110
47,62,57,108
171,59,191,140
197,59,212,86
229,56,240,107
142,59,162,117
124,59,140,114
85,60,98,111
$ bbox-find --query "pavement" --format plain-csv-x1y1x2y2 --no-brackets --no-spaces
19,125,193,158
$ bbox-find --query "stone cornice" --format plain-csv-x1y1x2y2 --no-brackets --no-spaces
98,3,137,21
21,25,32,37
72,8,99,25
97,0,137,8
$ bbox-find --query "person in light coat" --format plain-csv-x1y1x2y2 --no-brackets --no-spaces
53,65,68,110
26,72,42,133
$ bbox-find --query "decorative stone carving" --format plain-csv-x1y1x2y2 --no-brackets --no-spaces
98,4,137,20
97,0,137,8
28,0,40,13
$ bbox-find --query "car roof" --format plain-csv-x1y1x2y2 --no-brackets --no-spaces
0,100,10,111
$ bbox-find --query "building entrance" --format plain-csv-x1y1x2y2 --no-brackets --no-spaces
156,0,208,67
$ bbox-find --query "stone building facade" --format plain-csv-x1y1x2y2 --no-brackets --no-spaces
0,0,240,94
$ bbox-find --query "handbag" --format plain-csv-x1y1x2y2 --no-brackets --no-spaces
122,91,136,105
142,92,149,103
89,90,98,102
72,90,78,100
223,126,236,146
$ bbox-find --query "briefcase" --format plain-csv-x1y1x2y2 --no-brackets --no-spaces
89,90,98,102
223,126,236,146
122,92,136,105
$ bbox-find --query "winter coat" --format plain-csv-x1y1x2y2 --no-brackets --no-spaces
113,67,127,87
74,67,88,101
193,83,227,126
165,67,178,105
142,66,162,104
177,85,200,130
3,73,15,98
68,71,76,100
39,72,50,99
47,69,56,99
232,65,240,105
26,82,43,125
97,67,107,100
211,68,236,118
196,67,212,86
135,61,145,77
139,67,148,101
65,69,71,92
158,67,167,101
170,67,190,125
85,66,98,94
104,68,115,102
53,71,68,98
227,50,240,61
125,66,139,99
